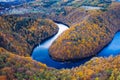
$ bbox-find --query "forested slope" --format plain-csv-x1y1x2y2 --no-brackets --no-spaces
0,2,120,80
0,15,58,56
0,47,120,80
49,3,120,61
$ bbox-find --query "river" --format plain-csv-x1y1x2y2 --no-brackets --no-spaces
81,6,103,10
32,23,92,69
98,32,120,57
32,23,120,69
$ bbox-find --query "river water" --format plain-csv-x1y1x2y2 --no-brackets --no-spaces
98,32,120,57
32,23,120,69
32,23,92,69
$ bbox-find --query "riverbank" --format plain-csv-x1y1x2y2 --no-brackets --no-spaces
32,24,120,69
0,15,59,56
49,3,120,61
32,23,71,69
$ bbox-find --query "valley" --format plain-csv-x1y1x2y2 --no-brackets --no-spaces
0,0,120,80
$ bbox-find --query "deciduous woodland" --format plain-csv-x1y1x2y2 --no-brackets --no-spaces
49,3,120,61
4,0,112,26
0,16,58,56
0,1,120,80
1,46,120,80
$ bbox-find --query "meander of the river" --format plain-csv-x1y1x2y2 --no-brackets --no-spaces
32,23,120,69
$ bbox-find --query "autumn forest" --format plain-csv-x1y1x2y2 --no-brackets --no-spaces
0,0,120,80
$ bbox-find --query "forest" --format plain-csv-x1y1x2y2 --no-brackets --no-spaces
0,15,58,56
0,0,120,80
0,45,120,80
49,2,120,61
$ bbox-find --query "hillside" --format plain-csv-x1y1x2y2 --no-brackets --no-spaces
0,15,58,56
0,47,120,80
3,0,112,25
0,1,120,80
49,3,120,61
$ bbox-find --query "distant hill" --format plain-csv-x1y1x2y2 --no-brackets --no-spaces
0,0,33,10
1,0,113,15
